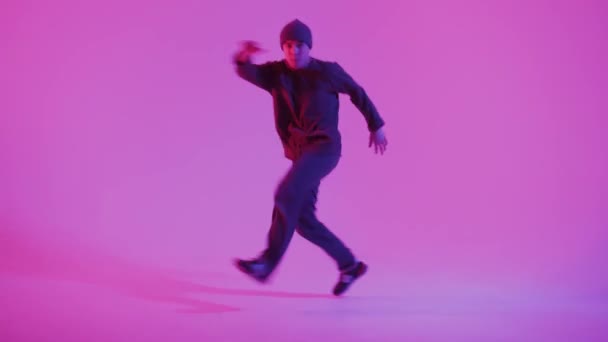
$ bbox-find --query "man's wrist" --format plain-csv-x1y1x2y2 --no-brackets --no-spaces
370,123,385,133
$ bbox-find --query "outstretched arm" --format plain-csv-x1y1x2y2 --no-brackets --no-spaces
330,62,388,155
233,41,274,92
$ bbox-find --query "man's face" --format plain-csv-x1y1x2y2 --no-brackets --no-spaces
282,40,310,69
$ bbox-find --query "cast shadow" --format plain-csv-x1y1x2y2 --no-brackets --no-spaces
0,225,332,315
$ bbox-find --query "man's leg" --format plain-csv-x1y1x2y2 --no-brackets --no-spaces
296,185,357,271
235,151,340,281
296,185,369,296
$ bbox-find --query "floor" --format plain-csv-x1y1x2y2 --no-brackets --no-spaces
2,259,607,342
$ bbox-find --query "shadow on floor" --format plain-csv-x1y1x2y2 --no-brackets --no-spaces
0,226,333,315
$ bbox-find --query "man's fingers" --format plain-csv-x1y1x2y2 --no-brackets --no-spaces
240,40,265,53
369,135,388,155
379,140,386,155
368,131,389,155
242,40,259,47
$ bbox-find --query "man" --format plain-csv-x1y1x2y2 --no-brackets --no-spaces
232,19,387,296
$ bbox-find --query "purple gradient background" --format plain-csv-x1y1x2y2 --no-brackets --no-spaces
2,0,607,340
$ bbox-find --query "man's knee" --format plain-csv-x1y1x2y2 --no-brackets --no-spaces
295,221,315,239
296,211,319,230
274,181,296,205
274,182,309,222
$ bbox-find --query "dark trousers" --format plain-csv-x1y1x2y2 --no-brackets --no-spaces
260,149,356,273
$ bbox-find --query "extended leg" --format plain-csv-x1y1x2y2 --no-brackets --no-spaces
235,151,340,281
295,185,368,296
296,185,357,271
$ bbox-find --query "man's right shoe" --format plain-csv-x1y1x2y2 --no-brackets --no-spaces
332,261,368,296
233,258,271,283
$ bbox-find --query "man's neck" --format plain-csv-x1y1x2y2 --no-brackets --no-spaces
286,58,312,70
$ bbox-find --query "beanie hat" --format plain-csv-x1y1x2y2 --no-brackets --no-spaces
280,19,313,49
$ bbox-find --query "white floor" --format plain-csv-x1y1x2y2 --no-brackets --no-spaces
2,266,607,342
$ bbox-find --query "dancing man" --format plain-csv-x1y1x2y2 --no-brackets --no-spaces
232,19,388,296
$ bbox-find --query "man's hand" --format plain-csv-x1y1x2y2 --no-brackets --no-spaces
369,126,388,155
234,40,265,63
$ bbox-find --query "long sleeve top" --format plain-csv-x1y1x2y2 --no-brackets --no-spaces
234,57,385,160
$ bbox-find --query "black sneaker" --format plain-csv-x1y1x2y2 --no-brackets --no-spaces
233,258,271,283
333,261,368,296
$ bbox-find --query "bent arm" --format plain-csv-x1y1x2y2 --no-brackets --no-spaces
233,53,275,92
330,62,385,132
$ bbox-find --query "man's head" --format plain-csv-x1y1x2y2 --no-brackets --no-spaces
280,19,312,69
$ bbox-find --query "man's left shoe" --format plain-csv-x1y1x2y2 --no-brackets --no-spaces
233,258,271,283
332,261,368,296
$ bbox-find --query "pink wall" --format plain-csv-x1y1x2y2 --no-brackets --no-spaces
2,0,607,300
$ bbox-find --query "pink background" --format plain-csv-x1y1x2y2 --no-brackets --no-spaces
1,0,607,340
